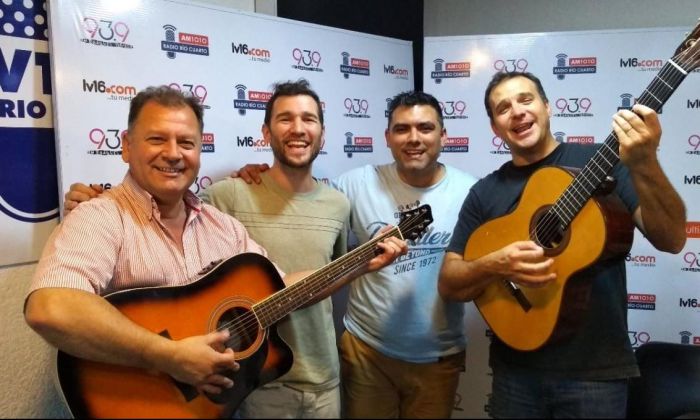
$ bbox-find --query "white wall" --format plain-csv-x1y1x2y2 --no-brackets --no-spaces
424,0,700,36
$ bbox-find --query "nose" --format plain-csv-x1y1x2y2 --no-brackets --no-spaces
161,139,182,161
511,102,526,116
291,117,304,134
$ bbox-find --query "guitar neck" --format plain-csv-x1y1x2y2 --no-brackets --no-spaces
252,227,403,328
553,59,689,229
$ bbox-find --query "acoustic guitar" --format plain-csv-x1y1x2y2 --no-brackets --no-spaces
56,205,433,418
465,21,700,352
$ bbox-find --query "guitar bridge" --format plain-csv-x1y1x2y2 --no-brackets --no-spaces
503,280,532,312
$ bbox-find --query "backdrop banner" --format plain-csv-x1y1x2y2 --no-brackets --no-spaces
425,27,700,418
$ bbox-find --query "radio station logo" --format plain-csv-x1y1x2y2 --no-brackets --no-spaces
442,137,469,153
190,175,213,195
554,131,594,144
619,57,664,72
169,83,210,109
628,330,651,348
678,331,700,345
343,98,370,119
553,97,593,118
617,93,663,113
161,25,209,58
490,136,511,155
0,0,58,223
626,253,656,268
233,84,271,116
684,174,700,185
680,298,700,310
627,293,656,310
431,58,470,83
82,79,137,101
493,58,528,73
292,47,323,72
682,251,700,272
440,100,467,120
80,17,133,49
343,132,373,157
383,64,409,80
687,221,700,239
232,41,271,62
340,52,370,79
87,128,125,156
201,133,215,153
553,54,597,80
686,135,700,155
236,135,271,152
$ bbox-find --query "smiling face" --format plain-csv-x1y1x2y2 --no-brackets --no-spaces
386,104,446,187
121,100,201,206
264,94,324,170
488,75,556,165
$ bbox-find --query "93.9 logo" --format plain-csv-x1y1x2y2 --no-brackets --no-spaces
169,83,210,109
292,48,323,71
343,98,369,118
554,97,593,117
439,100,467,119
490,136,511,155
190,176,213,195
493,58,528,73
87,128,125,156
82,18,131,46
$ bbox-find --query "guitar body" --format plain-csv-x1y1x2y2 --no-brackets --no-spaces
465,166,634,351
57,253,293,419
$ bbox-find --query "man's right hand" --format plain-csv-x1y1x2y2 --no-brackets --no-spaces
159,329,240,395
64,183,103,215
229,163,270,184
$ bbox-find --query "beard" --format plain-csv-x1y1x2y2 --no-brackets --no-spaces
270,136,322,169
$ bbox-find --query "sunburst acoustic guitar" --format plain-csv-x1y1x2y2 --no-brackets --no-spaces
56,205,433,418
464,20,700,352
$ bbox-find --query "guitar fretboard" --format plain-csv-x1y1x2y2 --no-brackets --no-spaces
545,59,689,236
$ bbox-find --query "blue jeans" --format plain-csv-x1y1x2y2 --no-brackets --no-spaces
489,368,628,418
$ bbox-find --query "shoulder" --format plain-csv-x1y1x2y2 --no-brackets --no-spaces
444,164,478,186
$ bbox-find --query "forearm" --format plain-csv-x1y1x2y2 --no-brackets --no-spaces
631,160,687,253
438,252,498,302
25,288,172,371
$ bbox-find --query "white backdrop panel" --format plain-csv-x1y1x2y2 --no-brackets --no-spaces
425,26,700,418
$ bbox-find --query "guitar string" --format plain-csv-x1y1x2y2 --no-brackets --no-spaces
529,42,698,248
213,212,427,350
218,230,395,348
220,218,427,350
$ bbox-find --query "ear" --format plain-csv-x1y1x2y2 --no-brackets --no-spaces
261,123,271,141
320,126,326,151
490,119,500,137
440,127,447,147
385,128,390,147
121,131,131,164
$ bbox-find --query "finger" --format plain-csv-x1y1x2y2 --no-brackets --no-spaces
198,383,223,395
89,184,104,194
207,373,234,389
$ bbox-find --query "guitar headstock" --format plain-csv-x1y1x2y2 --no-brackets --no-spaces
673,18,700,72
398,204,434,242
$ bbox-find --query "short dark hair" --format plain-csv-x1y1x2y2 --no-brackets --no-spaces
387,91,444,129
264,79,324,126
483,71,549,121
128,85,204,132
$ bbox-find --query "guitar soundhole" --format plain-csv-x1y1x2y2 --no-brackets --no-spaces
217,306,260,353
531,206,570,254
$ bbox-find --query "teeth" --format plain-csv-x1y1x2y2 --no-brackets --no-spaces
157,167,180,173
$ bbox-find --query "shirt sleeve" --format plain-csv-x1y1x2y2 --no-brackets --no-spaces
29,198,123,297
